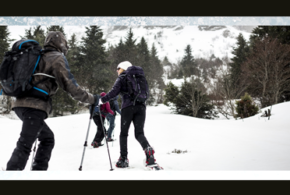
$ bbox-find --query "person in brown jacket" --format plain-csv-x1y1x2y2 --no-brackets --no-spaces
6,31,98,171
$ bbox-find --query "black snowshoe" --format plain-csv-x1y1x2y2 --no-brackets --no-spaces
144,146,156,165
116,156,129,168
144,146,164,171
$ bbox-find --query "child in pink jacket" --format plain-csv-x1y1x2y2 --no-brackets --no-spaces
91,92,114,148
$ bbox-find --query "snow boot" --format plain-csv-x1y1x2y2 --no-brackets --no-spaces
91,141,103,148
144,146,156,165
106,138,114,142
116,156,129,168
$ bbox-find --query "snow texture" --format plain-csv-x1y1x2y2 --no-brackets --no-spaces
1,102,290,180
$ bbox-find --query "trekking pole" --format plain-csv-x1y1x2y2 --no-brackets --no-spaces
30,140,37,170
112,120,116,147
79,105,95,171
99,107,114,171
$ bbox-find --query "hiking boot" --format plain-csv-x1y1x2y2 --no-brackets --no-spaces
91,141,103,148
144,146,156,165
116,156,129,168
106,138,114,142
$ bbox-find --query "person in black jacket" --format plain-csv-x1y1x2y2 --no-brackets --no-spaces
100,61,157,168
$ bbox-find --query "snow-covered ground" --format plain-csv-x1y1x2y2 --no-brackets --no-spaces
1,102,290,180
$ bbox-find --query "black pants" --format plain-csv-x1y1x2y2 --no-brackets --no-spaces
120,104,150,157
92,114,106,143
6,107,55,170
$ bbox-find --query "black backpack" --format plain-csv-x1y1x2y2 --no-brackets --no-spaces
0,39,55,100
121,66,149,105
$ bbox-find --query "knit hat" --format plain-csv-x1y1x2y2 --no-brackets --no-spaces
100,92,106,97
117,61,132,71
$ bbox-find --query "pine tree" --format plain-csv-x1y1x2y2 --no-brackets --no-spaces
137,37,150,73
150,43,165,104
0,26,13,114
78,26,110,94
46,26,66,36
164,79,217,119
0,26,12,63
123,28,138,65
250,26,290,45
21,26,46,47
180,45,198,77
229,33,249,98
162,56,172,66
113,38,127,63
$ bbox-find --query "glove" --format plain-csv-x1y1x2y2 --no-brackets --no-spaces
98,97,104,105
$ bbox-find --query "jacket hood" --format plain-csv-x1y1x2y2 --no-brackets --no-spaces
44,31,69,56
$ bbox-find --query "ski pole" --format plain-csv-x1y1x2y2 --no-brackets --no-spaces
99,107,114,171
79,105,95,171
112,120,115,147
30,140,37,170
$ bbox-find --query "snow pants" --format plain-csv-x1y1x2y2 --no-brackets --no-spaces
120,104,150,158
92,114,106,143
6,107,55,170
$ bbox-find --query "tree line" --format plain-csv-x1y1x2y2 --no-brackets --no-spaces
163,26,290,120
0,26,164,117
2,25,290,119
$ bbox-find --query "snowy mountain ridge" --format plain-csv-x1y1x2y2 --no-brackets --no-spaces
8,25,256,64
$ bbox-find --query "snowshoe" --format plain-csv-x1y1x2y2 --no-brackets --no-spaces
144,146,156,165
115,156,129,168
91,141,104,148
145,163,164,171
106,138,114,142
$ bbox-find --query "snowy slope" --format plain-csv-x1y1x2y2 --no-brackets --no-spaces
7,25,255,64
1,102,290,180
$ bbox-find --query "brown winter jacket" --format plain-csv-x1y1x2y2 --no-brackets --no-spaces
11,31,95,118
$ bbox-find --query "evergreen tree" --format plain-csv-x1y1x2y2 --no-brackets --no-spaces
229,33,249,98
150,43,165,104
137,37,151,74
0,26,13,114
180,45,198,77
46,26,66,36
78,26,110,94
123,28,138,65
164,80,218,119
235,93,259,119
21,26,46,47
0,26,12,64
250,26,290,45
162,56,172,66
113,38,127,63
